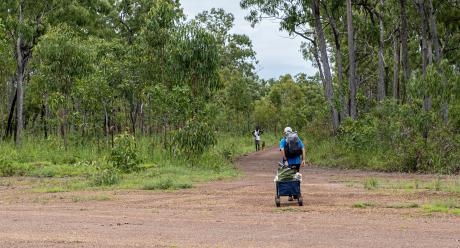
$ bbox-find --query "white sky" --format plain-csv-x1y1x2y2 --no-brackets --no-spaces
180,0,317,80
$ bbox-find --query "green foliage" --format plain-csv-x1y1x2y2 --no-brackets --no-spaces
142,177,192,190
174,119,217,160
0,157,15,177
352,202,376,208
363,178,379,190
386,203,419,209
109,133,141,173
90,164,121,187
423,200,460,215
253,74,326,133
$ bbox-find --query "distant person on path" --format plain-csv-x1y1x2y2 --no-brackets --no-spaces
279,127,306,201
253,127,263,151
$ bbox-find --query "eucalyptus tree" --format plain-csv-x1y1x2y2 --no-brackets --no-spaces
195,8,259,132
31,26,93,149
320,0,348,119
139,0,183,135
0,18,15,136
173,23,221,107
346,0,358,119
240,0,340,132
377,0,386,101
0,0,112,145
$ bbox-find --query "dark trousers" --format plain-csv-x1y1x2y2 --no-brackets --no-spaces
255,140,260,151
289,164,300,172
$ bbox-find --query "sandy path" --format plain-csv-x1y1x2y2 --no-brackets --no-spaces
0,148,459,247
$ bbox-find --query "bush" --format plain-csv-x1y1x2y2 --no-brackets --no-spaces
0,157,32,177
0,157,14,177
314,100,460,174
108,132,141,173
91,165,121,186
174,119,216,160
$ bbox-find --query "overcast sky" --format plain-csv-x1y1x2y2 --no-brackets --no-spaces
180,0,317,80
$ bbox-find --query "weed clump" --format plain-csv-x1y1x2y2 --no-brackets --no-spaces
353,202,376,208
0,157,15,177
109,133,141,173
363,177,379,190
142,177,192,190
90,165,121,186
423,200,460,215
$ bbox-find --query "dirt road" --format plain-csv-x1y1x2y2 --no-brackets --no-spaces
0,148,459,247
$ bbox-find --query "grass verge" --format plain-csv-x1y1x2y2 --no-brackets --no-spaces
0,133,278,192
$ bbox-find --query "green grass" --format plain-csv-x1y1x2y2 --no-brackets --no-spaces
385,203,420,209
352,202,376,208
32,187,68,193
381,178,460,193
1,133,277,192
363,177,379,190
422,200,460,215
343,176,460,194
71,194,112,202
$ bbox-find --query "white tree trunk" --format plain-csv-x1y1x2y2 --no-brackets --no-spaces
311,0,339,132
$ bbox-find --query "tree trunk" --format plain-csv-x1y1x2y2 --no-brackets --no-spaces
416,1,432,114
40,104,48,139
129,101,138,135
392,34,400,100
311,0,340,132
427,0,447,124
5,89,17,139
326,8,348,120
416,0,432,140
377,0,386,101
311,39,325,87
400,0,409,103
346,0,358,119
60,107,68,150
15,2,25,146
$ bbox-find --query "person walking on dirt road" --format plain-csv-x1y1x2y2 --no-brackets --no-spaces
279,127,306,200
252,127,263,151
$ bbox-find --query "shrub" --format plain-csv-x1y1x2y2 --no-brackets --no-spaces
0,157,14,177
108,132,141,173
174,119,216,160
0,157,32,177
91,165,121,186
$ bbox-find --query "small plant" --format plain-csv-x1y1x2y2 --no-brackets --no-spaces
0,158,15,177
109,132,141,173
423,200,460,215
91,165,121,186
386,203,420,209
71,194,112,202
353,202,376,208
431,176,443,191
142,177,192,190
363,177,379,190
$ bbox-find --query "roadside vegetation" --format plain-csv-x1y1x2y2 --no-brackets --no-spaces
0,133,278,192
0,0,459,196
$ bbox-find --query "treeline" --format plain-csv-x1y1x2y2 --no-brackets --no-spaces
243,0,460,173
1,0,460,174
0,1,263,154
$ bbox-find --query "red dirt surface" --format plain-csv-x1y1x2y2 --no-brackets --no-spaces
0,148,459,247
